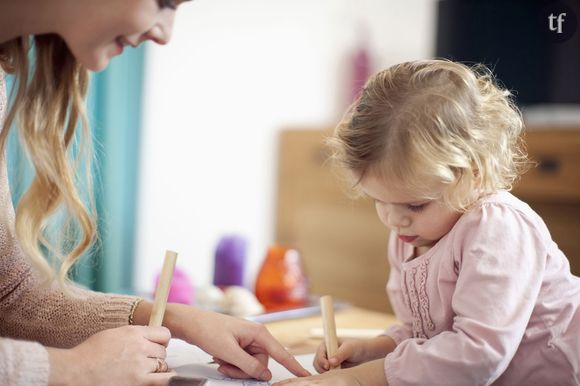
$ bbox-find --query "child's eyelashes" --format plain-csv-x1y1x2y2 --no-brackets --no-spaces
406,203,428,212
372,199,429,213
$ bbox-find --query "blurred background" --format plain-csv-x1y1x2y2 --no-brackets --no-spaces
7,0,580,314
135,0,435,302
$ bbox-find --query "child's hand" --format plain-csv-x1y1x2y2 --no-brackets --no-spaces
314,338,369,373
314,336,396,373
273,358,388,386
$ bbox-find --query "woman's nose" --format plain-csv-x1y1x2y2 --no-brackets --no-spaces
142,13,175,45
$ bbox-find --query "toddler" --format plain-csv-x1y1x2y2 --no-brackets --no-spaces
274,59,580,386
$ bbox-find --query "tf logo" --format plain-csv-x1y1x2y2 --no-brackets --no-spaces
548,12,567,34
541,1,577,43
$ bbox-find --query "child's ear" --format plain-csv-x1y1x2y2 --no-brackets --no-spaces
470,169,487,202
472,168,481,184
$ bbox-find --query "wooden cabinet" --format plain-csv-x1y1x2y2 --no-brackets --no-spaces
275,129,393,313
275,128,580,313
513,128,580,275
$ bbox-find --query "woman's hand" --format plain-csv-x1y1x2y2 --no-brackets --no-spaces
314,336,396,373
161,303,311,381
47,325,174,386
273,358,388,386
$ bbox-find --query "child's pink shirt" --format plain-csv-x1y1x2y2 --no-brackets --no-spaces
384,191,580,386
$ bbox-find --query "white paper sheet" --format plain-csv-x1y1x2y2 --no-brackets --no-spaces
167,339,316,385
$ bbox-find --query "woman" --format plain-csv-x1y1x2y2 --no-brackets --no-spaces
0,1,309,385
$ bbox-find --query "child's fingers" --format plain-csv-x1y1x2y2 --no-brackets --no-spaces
313,357,329,374
313,342,330,373
328,341,354,367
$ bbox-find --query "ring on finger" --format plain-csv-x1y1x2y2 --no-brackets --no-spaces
154,357,168,373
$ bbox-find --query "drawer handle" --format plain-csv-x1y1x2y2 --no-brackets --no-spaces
537,158,560,174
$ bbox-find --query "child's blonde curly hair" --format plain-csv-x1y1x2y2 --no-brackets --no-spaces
329,59,530,211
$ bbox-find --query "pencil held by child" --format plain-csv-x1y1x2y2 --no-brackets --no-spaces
320,295,339,370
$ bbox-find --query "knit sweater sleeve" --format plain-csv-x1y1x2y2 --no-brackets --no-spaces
0,234,140,348
1,67,141,385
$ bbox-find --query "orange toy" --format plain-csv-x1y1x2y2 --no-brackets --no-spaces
255,245,309,311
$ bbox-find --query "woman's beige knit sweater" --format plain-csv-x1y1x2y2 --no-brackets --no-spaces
0,69,141,385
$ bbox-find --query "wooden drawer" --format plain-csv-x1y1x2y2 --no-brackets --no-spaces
513,130,580,202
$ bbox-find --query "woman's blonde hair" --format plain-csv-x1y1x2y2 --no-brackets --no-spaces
329,59,530,211
0,35,95,287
